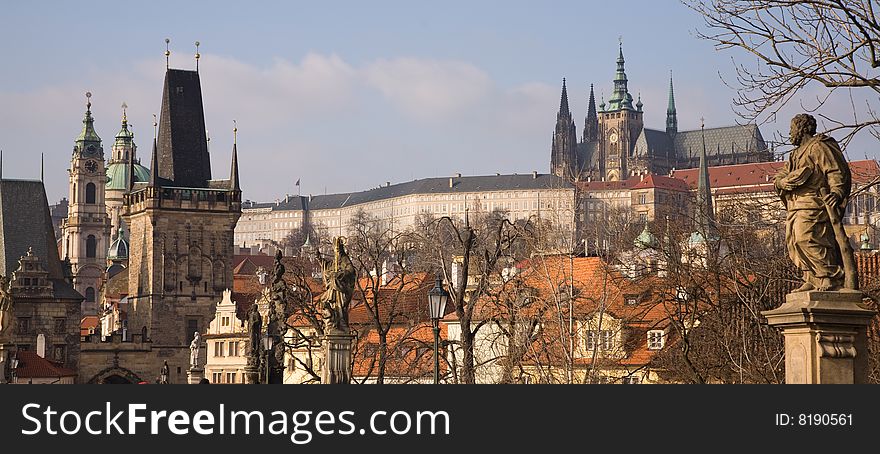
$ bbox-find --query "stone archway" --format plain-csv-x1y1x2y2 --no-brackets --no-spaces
88,366,142,384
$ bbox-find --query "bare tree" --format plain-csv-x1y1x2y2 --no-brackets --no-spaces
686,0,880,147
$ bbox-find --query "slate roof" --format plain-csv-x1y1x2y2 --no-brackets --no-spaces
243,173,574,212
156,69,213,188
672,124,768,162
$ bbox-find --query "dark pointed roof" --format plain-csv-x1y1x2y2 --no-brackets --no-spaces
0,179,81,300
230,142,240,191
696,127,715,228
558,78,570,115
156,69,212,188
149,137,159,187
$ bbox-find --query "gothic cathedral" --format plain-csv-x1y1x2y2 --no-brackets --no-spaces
551,45,771,182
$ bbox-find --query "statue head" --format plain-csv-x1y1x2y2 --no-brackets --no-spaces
790,113,817,146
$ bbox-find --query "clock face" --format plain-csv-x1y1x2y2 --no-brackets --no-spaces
85,144,97,156
84,160,100,174
609,132,619,144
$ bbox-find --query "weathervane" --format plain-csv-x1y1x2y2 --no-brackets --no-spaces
121,102,128,123
165,38,171,69
233,120,237,145
195,41,200,72
153,113,158,140
85,91,92,111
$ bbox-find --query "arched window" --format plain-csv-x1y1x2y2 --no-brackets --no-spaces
86,235,97,258
85,287,95,302
85,183,96,204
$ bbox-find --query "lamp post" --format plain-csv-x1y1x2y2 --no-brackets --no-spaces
262,333,274,384
427,273,449,384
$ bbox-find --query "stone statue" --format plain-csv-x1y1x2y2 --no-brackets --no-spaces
247,302,263,366
189,331,202,368
317,237,355,334
160,361,170,384
0,275,12,337
774,113,858,292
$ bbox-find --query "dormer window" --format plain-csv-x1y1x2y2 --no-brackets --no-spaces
648,330,665,350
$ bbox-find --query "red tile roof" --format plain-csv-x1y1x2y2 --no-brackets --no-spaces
671,159,880,192
631,174,691,192
232,254,275,276
14,351,77,379
81,315,99,337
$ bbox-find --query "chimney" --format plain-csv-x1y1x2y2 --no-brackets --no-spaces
532,171,538,179
640,174,644,181
386,181,390,187
496,173,501,176
309,194,313,202
456,173,461,178
449,177,454,188
587,176,592,182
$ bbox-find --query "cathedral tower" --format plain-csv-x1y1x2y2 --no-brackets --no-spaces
597,44,644,181
62,93,112,314
550,78,578,179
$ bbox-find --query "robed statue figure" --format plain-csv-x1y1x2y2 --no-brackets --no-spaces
317,237,356,334
0,276,12,337
774,113,858,292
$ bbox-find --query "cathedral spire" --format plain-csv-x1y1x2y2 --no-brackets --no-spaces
696,118,714,228
550,78,578,179
583,83,598,142
559,78,571,116
666,71,678,135
607,43,634,111
230,121,240,192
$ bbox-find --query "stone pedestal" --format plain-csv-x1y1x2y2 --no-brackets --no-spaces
244,364,260,384
187,367,205,385
762,290,876,384
322,331,354,384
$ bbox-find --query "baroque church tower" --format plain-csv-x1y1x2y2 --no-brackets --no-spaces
122,65,241,376
550,78,578,180
597,44,644,181
62,93,112,314
105,104,150,240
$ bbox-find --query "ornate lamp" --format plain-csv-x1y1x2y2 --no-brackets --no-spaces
427,273,449,384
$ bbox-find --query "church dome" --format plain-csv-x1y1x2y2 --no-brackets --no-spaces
108,228,129,261
106,162,150,190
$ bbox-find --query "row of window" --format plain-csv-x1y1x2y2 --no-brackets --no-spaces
582,329,666,352
210,371,239,384
212,340,242,357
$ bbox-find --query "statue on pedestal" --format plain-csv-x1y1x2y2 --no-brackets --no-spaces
189,331,202,369
774,113,858,292
316,237,355,334
246,302,263,368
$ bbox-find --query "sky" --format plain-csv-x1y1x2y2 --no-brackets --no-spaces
1,0,876,204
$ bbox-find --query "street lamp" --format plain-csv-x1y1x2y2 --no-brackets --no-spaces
427,273,449,384
262,332,274,384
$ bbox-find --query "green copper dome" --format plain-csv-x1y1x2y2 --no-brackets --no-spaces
106,161,150,190
634,224,657,249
